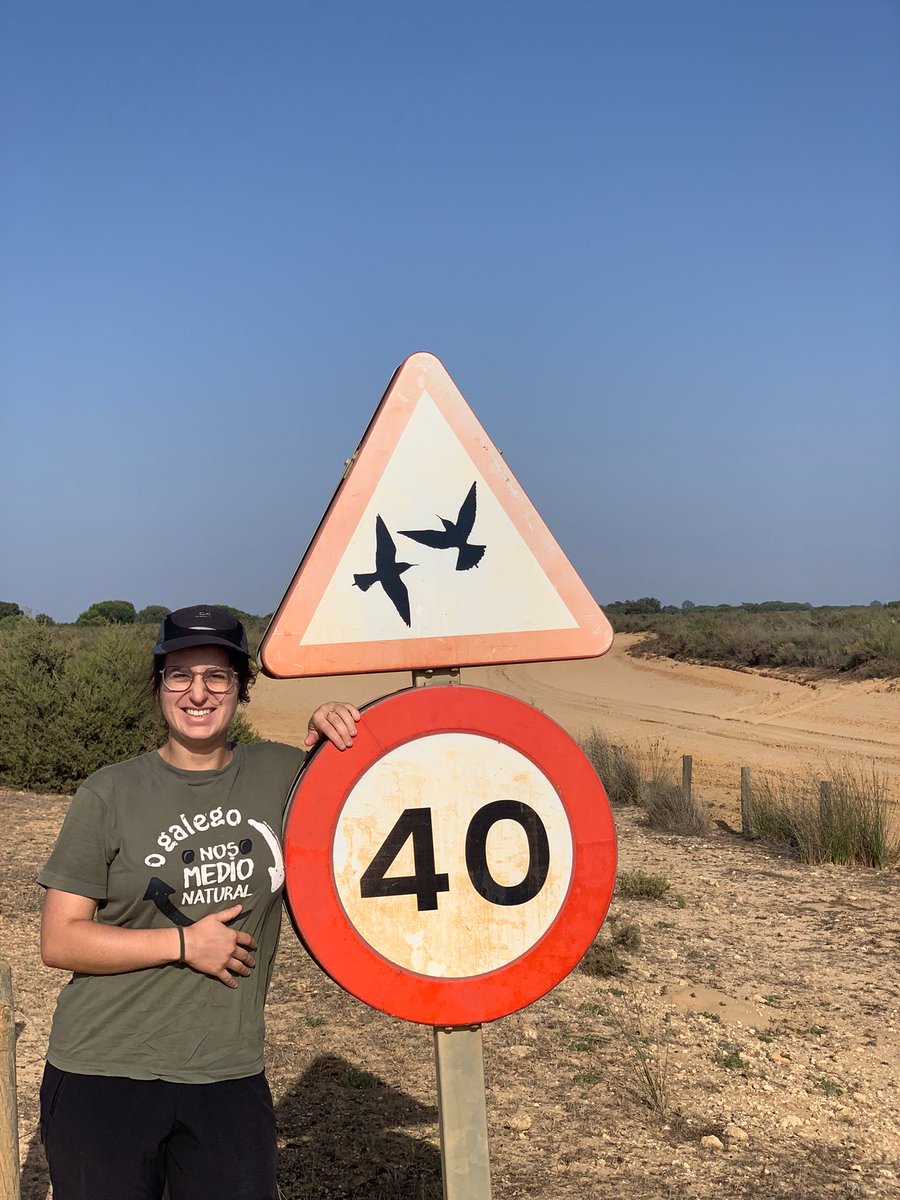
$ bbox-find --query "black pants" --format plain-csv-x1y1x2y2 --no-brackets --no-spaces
40,1062,278,1200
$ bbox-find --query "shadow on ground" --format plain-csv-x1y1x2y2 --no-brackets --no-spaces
276,1053,441,1199
19,1053,440,1200
19,1129,50,1200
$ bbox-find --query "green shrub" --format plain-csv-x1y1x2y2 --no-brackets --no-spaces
616,870,671,901
136,605,170,624
0,623,261,792
0,623,73,789
229,712,262,744
0,624,158,791
714,1043,749,1072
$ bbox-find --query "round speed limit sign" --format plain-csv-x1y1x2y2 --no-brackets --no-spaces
283,685,616,1026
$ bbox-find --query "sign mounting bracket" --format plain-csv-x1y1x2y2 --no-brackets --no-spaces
413,667,460,688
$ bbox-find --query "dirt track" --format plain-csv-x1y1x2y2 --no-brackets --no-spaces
247,635,900,818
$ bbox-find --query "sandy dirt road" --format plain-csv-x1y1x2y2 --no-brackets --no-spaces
247,635,900,818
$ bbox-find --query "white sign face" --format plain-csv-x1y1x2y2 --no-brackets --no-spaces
332,732,574,978
303,392,578,645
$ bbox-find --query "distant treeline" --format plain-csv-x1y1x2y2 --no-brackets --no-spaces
606,600,900,679
0,600,270,628
603,597,899,616
3,596,898,689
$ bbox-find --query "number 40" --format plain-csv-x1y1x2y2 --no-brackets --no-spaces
359,802,550,912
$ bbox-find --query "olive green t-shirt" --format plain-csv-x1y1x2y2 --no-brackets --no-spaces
38,741,306,1083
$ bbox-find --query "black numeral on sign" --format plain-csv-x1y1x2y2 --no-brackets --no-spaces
359,802,550,910
359,807,450,912
465,799,550,906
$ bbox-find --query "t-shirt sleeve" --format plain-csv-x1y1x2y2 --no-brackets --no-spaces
247,741,307,811
37,783,114,899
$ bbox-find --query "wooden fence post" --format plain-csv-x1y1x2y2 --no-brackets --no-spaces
0,962,20,1200
739,768,753,835
681,755,692,797
740,767,752,836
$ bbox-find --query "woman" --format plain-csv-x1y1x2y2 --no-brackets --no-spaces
38,604,360,1200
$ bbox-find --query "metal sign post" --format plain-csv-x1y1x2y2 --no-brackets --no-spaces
433,1025,492,1200
415,668,492,1200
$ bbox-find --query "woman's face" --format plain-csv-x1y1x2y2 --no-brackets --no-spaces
159,645,240,751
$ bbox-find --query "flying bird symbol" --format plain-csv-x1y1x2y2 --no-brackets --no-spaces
353,515,415,626
399,482,486,571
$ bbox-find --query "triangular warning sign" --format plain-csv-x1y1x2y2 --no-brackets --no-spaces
259,352,613,677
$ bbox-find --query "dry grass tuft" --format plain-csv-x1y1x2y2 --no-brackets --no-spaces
580,727,642,805
637,741,710,837
580,940,627,978
580,729,710,836
609,991,673,1118
749,764,898,868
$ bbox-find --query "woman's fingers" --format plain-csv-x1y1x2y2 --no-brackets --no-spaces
305,701,361,750
184,908,259,985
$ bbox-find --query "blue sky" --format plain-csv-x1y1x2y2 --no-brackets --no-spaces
2,1,898,621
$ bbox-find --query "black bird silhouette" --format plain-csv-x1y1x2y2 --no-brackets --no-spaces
353,515,415,626
399,481,486,571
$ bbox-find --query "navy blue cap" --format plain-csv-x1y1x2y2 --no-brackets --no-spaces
153,606,249,658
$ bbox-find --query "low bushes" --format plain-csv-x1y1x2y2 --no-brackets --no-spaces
0,622,259,793
614,606,900,679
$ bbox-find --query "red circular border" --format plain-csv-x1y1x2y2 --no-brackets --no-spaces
283,685,616,1025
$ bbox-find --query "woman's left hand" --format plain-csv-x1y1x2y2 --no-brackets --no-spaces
305,701,361,750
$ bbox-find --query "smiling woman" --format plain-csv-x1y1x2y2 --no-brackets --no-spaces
37,604,362,1200
156,646,243,764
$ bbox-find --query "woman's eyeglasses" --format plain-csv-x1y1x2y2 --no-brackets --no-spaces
160,667,238,694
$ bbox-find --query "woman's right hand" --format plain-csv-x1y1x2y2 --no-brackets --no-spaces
182,905,257,987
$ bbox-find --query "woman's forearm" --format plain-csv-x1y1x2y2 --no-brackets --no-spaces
41,891,256,986
41,916,180,974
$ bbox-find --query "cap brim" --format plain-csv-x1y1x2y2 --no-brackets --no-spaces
153,635,250,657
